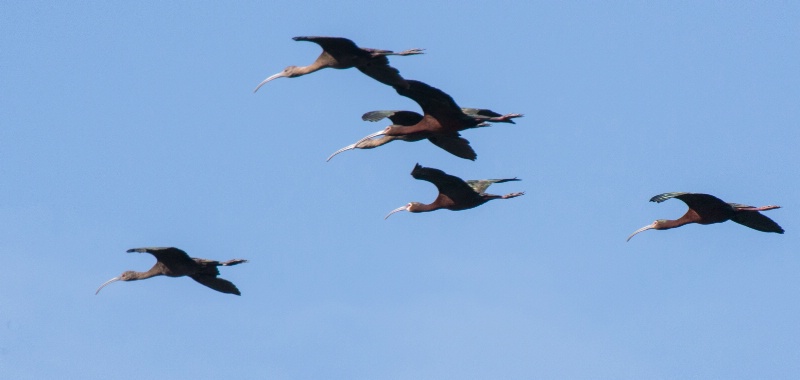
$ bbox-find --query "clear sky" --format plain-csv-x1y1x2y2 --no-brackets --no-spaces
1,1,798,379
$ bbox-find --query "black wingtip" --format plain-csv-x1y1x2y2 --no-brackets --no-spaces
411,163,424,175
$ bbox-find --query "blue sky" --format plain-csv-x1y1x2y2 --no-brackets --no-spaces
1,1,798,379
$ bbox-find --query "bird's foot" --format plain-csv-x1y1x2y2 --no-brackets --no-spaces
222,259,248,266
395,48,425,56
737,205,781,212
495,113,524,122
503,192,525,199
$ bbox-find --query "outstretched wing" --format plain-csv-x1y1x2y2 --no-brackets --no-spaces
356,56,406,87
395,80,467,122
465,178,520,194
126,247,195,266
361,110,424,126
292,36,363,55
427,133,477,160
650,192,734,221
411,163,481,203
650,192,691,203
650,192,728,209
731,210,785,234
189,275,242,295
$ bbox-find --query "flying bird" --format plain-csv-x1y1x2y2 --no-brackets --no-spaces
385,163,524,219
350,80,522,159
327,108,516,161
96,247,248,295
253,36,424,92
627,192,784,241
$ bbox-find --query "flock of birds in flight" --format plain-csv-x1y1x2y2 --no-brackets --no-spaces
96,36,785,297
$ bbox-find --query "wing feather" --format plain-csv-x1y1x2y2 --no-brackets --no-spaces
411,164,481,203
650,192,730,214
189,275,242,295
395,80,466,121
426,134,477,160
465,178,520,194
361,110,424,125
732,211,785,234
292,36,363,55
126,247,195,266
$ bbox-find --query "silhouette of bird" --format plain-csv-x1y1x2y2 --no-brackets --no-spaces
96,247,248,295
327,108,516,161
350,80,522,159
385,163,524,219
253,36,424,92
627,192,784,241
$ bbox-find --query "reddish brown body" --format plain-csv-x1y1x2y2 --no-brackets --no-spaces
253,36,424,92
351,81,522,160
385,164,524,219
388,80,519,136
327,109,515,161
627,192,783,241
95,247,248,295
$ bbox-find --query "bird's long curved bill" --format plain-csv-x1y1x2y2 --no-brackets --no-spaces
626,223,656,242
326,142,358,162
253,72,286,93
352,130,387,150
384,205,409,220
95,276,121,295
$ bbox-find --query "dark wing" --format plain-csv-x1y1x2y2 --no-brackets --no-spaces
465,178,520,194
461,108,516,124
411,164,481,203
649,192,692,203
731,210,785,233
651,192,733,220
189,275,242,295
356,56,407,87
126,247,195,266
292,36,363,55
361,110,424,126
426,133,477,160
651,192,728,209
396,80,468,122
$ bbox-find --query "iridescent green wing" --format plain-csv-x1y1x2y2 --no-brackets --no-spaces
465,178,520,194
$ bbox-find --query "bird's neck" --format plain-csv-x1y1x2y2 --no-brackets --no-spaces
357,136,396,149
298,60,327,76
387,116,441,135
657,217,695,230
409,202,443,213
387,124,426,136
130,268,164,281
656,208,707,230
